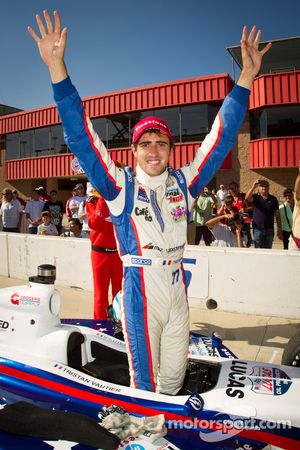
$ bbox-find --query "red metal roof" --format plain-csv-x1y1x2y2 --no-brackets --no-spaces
4,142,232,181
250,137,300,168
249,71,300,109
0,74,233,134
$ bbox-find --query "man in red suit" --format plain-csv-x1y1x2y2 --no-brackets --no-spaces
86,193,123,320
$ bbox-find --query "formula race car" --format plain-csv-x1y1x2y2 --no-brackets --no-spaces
0,265,299,450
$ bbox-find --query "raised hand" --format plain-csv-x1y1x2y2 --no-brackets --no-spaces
238,26,272,90
28,10,68,83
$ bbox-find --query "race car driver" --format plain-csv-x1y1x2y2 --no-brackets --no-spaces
29,11,271,394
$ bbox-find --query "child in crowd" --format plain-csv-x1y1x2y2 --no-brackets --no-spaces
37,211,58,236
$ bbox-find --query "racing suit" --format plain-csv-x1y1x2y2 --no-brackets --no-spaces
86,196,123,320
53,76,249,394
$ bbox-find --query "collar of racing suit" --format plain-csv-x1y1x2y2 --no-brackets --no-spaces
135,164,168,190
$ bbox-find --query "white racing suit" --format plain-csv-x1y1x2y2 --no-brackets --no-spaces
53,77,249,394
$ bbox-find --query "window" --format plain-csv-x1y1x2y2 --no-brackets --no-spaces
92,118,107,147
19,130,34,158
5,101,223,160
153,107,180,142
250,105,300,140
107,115,130,149
50,125,68,154
180,103,221,142
34,127,50,156
6,132,20,159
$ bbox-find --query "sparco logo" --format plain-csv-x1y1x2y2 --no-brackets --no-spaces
134,206,152,221
0,320,9,330
131,257,152,266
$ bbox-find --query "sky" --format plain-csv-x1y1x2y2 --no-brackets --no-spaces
1,0,300,111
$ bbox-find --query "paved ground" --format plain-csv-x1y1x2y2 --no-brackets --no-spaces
1,275,299,365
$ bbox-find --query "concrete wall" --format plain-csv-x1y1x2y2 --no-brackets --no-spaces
1,232,300,319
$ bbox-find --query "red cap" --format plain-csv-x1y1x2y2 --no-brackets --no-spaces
132,116,173,144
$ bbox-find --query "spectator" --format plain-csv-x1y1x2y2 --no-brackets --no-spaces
12,189,26,209
78,185,92,238
86,192,123,320
65,187,76,219
289,168,300,251
217,194,239,216
228,181,253,247
43,190,64,234
206,212,244,247
61,218,84,238
37,211,58,235
193,187,216,246
0,188,22,232
68,183,86,219
279,188,294,250
245,179,282,249
216,184,228,208
25,189,45,234
37,186,51,201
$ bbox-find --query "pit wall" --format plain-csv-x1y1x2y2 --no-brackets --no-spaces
1,232,299,319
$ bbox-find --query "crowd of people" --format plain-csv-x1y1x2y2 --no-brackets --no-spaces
193,174,300,250
0,184,88,237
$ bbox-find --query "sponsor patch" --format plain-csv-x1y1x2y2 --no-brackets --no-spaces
137,186,150,203
10,292,41,307
134,206,153,222
250,366,292,396
170,205,187,222
166,186,183,203
130,257,152,266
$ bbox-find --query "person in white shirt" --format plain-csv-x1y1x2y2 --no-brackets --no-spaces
0,188,22,232
61,218,85,238
69,183,86,219
206,212,244,247
37,211,58,236
25,189,45,234
216,184,228,208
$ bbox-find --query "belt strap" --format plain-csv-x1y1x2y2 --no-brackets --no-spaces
121,254,182,267
91,245,118,253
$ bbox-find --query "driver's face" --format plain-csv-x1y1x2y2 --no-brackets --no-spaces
132,132,171,177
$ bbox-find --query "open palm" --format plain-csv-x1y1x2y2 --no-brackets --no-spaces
28,10,67,69
241,26,271,79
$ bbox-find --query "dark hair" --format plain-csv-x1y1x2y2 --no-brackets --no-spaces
68,218,82,229
283,188,293,196
226,213,244,232
41,211,51,217
50,190,58,194
224,195,234,204
258,179,269,187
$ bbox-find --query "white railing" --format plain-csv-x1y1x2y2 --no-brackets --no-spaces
1,232,300,319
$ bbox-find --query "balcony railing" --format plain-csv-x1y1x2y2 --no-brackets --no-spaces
250,136,300,169
249,71,300,109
